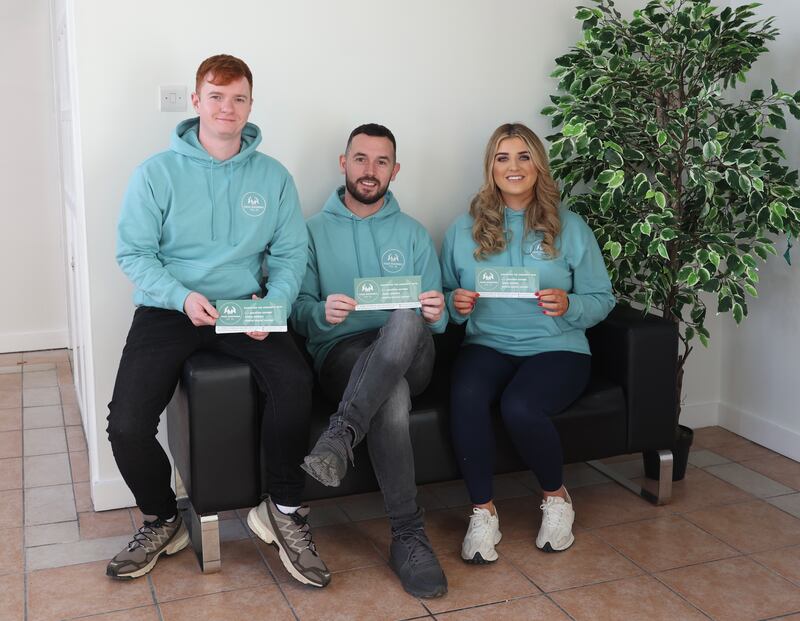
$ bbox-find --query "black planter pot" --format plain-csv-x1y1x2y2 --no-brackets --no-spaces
643,424,694,481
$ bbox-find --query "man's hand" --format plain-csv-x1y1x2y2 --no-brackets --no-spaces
325,294,357,325
538,288,570,317
419,290,445,323
245,294,269,341
452,288,479,316
184,291,219,327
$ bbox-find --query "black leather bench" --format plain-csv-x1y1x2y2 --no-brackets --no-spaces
167,305,678,572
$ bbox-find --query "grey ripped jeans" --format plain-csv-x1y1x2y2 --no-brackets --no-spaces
318,309,435,521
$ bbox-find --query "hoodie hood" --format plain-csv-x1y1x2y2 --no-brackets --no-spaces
169,118,262,243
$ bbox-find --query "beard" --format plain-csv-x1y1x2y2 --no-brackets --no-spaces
345,175,390,205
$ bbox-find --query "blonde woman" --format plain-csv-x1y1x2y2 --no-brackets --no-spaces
440,123,614,563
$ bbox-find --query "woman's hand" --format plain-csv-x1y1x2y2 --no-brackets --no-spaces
453,289,480,316
419,290,445,323
537,288,569,317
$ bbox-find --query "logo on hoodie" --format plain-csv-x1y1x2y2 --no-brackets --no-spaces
381,249,405,273
241,192,267,217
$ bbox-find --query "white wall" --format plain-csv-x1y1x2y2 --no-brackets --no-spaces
720,0,800,459
0,1,68,353
70,0,728,509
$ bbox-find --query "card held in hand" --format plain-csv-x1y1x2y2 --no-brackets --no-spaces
215,299,288,333
354,276,423,310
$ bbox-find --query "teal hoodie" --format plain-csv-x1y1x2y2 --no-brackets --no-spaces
116,118,307,312
441,207,615,356
293,187,447,370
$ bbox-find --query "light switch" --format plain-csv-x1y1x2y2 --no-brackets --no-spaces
159,85,187,112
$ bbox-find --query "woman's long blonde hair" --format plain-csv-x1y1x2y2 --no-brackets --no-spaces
470,123,561,259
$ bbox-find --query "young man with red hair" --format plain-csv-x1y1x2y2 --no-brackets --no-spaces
106,54,330,588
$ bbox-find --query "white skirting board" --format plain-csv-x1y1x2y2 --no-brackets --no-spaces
679,400,720,429
719,401,800,462
0,329,69,354
90,477,137,512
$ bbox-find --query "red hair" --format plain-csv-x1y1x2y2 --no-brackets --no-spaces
195,54,253,95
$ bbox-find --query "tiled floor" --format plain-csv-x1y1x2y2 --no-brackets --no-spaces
2,350,800,620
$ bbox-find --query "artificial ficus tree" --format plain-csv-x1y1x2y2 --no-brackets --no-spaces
543,0,800,422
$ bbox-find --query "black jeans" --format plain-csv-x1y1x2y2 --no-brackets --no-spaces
318,310,435,521
450,345,591,504
107,306,312,518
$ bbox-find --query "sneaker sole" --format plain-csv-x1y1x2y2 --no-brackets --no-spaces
246,508,327,588
301,458,342,488
107,525,190,580
461,529,502,564
538,533,575,553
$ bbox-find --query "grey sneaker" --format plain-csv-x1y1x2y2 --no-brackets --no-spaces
301,417,355,487
247,498,330,588
389,524,448,599
106,515,189,579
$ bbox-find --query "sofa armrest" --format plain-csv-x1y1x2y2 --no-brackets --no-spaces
586,305,678,452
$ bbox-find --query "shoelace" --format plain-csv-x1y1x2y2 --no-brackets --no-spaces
468,509,494,537
127,519,166,551
289,511,318,553
397,529,435,567
540,499,565,529
328,418,355,465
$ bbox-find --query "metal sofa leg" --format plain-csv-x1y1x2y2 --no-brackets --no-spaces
586,450,673,505
174,469,221,573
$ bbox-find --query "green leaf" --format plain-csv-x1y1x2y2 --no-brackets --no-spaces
732,303,744,324
703,141,715,160
604,149,624,167
745,283,759,297
541,106,558,116
607,170,625,189
640,221,652,236
657,243,669,259
575,8,593,20
654,192,667,209
599,190,613,212
660,228,677,241
752,177,764,192
769,114,787,130
657,131,667,146
622,147,644,161
597,170,617,184
604,241,622,259
739,175,752,194
604,140,623,153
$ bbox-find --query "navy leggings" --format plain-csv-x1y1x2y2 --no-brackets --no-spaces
450,345,591,504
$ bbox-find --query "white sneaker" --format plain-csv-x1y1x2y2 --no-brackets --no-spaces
461,507,502,563
536,491,575,552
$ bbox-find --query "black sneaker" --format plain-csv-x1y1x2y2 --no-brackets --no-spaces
389,524,448,599
301,417,355,487
106,515,189,579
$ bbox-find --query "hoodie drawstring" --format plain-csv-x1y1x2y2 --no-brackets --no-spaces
227,161,238,246
206,162,217,241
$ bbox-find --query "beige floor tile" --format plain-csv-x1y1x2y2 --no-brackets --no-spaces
0,430,23,459
336,491,389,522
752,544,800,586
693,426,747,448
25,484,77,526
435,595,571,620
0,573,24,621
712,439,780,463
706,462,795,498
0,457,22,490
74,606,161,621
24,453,72,488
23,349,69,364
0,352,22,365
23,387,61,408
23,405,64,430
281,564,428,620
570,483,666,529
0,374,21,391
289,522,382,574
60,384,78,405
56,363,73,387
26,535,131,571
66,425,88,452
159,585,293,621
74,481,94,512
502,532,641,592
21,363,56,373
0,408,21,432
564,462,612,488
640,465,753,513
305,501,350,528
70,450,90,482
658,556,800,621
741,454,800,491
0,389,22,409
0,527,23,575
551,575,707,621
79,509,134,540
23,427,67,456
27,559,153,621
26,521,80,547
63,403,82,426
594,515,738,572
23,371,59,389
0,489,23,528
492,495,545,544
151,538,272,602
770,493,800,519
684,499,800,553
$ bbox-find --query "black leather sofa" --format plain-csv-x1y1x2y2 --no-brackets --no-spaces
167,305,678,572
